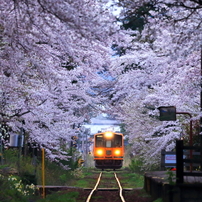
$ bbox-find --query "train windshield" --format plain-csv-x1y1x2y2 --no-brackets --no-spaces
114,134,122,147
95,134,122,148
95,135,104,147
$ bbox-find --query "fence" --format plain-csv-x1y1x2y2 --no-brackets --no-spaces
176,140,202,183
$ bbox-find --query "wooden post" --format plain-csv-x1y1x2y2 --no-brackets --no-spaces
176,140,184,184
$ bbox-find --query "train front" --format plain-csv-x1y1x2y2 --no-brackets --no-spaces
93,131,124,170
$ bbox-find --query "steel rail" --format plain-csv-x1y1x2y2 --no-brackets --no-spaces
86,172,102,202
114,172,126,202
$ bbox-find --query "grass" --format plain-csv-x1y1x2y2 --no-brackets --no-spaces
72,169,145,189
74,179,91,187
0,148,86,202
129,158,143,173
0,148,147,201
72,168,96,188
36,191,79,202
120,172,144,188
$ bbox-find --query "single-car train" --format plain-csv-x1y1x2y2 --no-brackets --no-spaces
93,131,124,170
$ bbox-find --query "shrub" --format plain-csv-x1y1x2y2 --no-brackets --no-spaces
0,174,37,202
129,158,143,173
36,191,79,202
70,167,84,179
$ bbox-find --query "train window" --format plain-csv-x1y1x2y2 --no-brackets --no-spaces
106,140,112,148
95,135,104,147
114,134,122,147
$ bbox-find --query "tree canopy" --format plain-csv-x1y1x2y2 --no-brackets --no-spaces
107,0,201,168
0,0,201,168
0,0,121,162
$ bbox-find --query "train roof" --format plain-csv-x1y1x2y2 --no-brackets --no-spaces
94,131,123,136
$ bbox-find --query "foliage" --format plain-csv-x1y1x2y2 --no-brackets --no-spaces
58,168,85,184
3,149,19,167
0,152,88,201
55,147,81,170
0,0,201,169
70,167,84,179
58,173,69,185
120,2,155,31
121,172,144,188
105,0,201,168
2,148,82,186
70,167,94,188
128,158,143,173
128,155,159,172
41,155,84,185
42,159,70,185
153,198,163,202
80,167,93,176
0,0,120,160
36,191,79,202
73,179,90,188
3,149,38,184
8,175,37,196
0,174,37,202
165,171,176,185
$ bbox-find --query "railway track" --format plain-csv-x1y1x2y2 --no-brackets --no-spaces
86,172,126,202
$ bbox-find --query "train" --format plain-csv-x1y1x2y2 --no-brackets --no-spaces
93,131,124,170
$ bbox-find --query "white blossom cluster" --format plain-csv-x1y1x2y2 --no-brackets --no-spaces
0,174,37,196
106,0,202,168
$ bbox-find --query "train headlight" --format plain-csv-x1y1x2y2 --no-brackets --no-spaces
96,149,103,156
114,149,121,155
104,131,113,139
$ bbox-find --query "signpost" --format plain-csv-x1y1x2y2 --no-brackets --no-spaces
158,106,176,121
165,154,176,164
158,106,193,171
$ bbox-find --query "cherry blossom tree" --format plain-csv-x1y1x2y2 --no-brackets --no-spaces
105,0,202,168
0,0,121,164
0,0,201,169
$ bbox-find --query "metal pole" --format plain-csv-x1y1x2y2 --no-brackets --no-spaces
176,112,193,171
